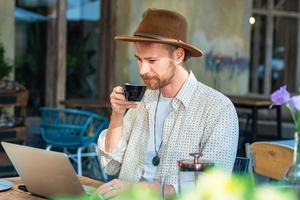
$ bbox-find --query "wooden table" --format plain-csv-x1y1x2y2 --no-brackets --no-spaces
0,176,102,200
227,95,282,141
60,99,111,117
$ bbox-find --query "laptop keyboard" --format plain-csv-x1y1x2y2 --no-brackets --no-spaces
82,185,97,195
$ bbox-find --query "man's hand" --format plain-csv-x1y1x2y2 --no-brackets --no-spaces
110,86,137,115
105,86,138,152
96,179,129,199
96,179,176,199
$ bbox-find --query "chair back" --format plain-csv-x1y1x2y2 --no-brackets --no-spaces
250,142,293,180
233,156,249,174
40,107,108,148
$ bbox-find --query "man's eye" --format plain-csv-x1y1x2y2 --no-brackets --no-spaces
149,60,156,63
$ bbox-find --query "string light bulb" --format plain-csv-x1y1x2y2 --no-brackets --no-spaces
249,16,255,25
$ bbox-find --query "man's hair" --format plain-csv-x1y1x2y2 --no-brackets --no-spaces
164,44,190,63
135,42,190,62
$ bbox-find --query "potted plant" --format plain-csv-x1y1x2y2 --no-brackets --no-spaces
0,41,13,80
271,85,300,184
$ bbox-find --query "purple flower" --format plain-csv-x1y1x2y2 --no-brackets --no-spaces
271,85,300,132
271,85,291,106
289,95,300,111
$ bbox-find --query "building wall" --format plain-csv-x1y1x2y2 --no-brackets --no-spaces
114,0,251,95
0,0,15,78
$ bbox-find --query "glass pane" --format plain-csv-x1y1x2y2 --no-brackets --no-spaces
250,15,267,94
15,0,57,115
66,0,101,99
274,0,299,12
272,17,298,92
253,0,268,9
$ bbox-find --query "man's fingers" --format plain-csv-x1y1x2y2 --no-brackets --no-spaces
109,86,138,114
97,180,123,199
113,86,124,94
111,93,126,101
111,99,137,106
102,189,119,199
97,182,113,196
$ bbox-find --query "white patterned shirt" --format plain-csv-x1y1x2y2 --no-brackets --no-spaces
97,71,239,187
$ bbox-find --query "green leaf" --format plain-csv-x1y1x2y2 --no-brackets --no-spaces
0,41,13,80
295,111,300,132
51,193,102,200
114,184,161,200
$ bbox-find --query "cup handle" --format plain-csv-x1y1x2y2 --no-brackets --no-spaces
121,85,128,101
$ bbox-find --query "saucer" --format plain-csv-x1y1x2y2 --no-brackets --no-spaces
0,180,13,191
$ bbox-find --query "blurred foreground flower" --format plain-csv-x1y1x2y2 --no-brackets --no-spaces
254,185,298,200
179,169,253,200
179,169,297,200
52,170,298,200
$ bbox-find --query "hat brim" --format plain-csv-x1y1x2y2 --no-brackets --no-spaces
114,35,203,57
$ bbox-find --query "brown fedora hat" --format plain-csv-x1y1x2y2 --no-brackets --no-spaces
114,8,203,57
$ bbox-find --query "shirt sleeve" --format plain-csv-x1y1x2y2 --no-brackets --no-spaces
96,129,127,175
96,108,137,175
200,102,239,172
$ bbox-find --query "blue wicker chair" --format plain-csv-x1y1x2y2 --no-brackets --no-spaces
39,107,108,178
233,156,250,174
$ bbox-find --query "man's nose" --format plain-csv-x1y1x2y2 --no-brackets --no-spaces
139,62,151,76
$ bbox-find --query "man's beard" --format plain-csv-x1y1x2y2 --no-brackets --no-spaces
141,74,168,90
140,61,176,90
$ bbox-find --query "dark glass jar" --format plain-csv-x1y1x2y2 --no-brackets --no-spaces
177,153,214,193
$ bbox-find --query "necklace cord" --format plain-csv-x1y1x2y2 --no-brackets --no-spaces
154,93,163,156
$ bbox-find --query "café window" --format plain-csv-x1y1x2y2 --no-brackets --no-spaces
14,0,115,115
250,0,300,95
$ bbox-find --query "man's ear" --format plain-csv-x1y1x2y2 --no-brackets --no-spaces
174,48,185,64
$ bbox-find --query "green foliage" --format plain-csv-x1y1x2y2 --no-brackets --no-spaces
254,185,298,200
51,170,298,200
0,41,13,80
114,184,161,200
66,32,96,98
52,193,103,200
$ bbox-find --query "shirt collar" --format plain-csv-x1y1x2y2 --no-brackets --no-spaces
143,71,198,110
173,71,198,109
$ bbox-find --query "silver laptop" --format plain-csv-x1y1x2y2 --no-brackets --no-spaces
1,142,97,198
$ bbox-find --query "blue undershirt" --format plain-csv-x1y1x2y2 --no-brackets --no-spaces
141,94,173,182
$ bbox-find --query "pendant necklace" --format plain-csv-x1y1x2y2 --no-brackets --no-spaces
152,92,163,166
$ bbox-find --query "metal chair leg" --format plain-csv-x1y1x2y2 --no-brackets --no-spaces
46,145,52,151
77,147,83,176
245,143,254,177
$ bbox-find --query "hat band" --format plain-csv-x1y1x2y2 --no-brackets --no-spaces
134,32,184,44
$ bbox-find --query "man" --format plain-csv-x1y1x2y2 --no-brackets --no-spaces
97,8,238,198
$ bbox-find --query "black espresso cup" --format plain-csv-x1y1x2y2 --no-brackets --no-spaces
122,83,146,101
